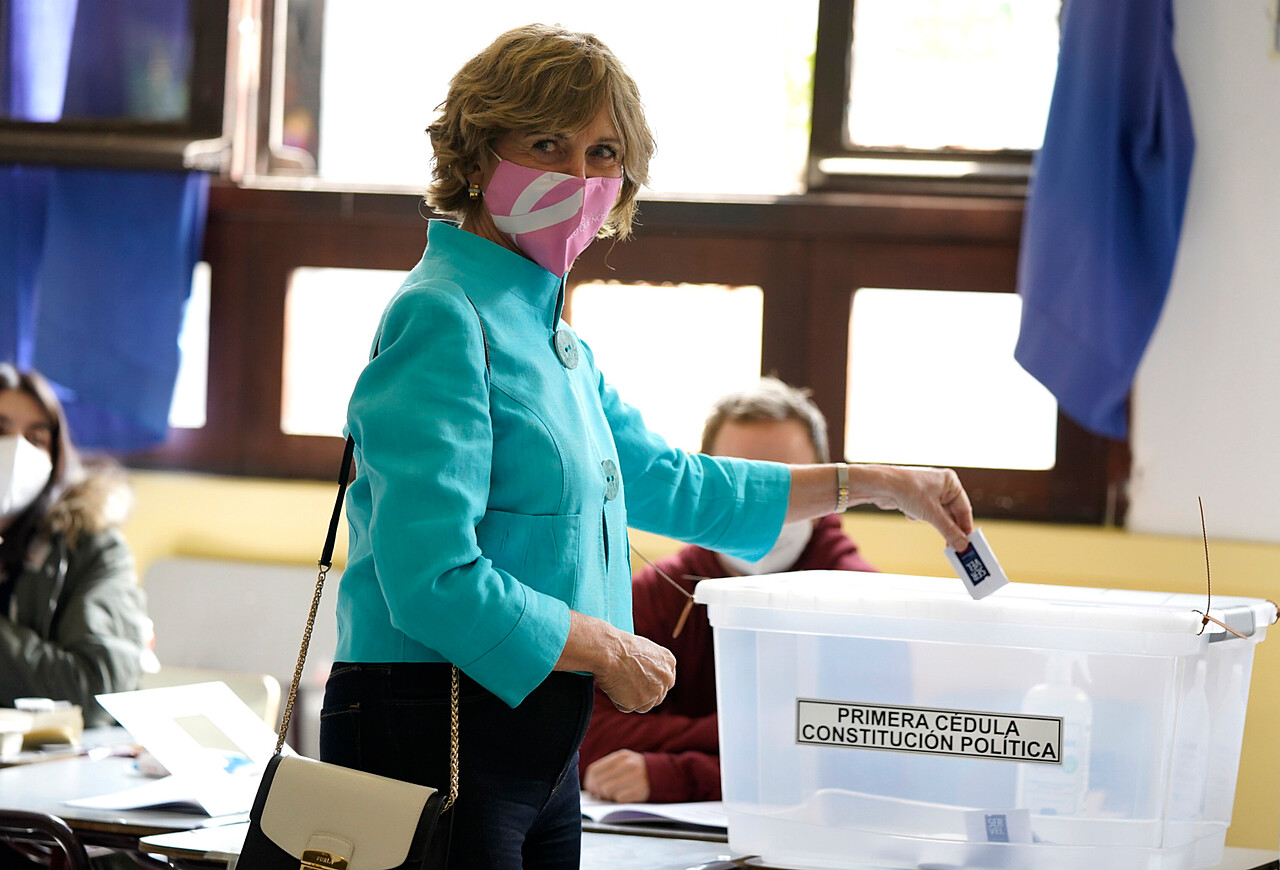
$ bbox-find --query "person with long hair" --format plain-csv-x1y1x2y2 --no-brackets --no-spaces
0,364,149,726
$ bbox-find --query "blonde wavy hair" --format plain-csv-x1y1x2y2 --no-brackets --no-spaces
425,24,654,239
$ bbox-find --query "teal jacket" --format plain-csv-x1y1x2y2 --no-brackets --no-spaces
336,222,790,706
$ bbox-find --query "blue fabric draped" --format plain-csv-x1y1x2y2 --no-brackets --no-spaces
0,166,51,369
1,0,208,451
32,169,209,450
1014,0,1195,440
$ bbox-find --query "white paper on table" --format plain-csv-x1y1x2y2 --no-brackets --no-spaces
139,821,252,861
64,771,256,818
580,794,727,829
68,682,290,817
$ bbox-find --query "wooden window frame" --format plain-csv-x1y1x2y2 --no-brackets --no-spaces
125,1,1127,525
125,184,1128,525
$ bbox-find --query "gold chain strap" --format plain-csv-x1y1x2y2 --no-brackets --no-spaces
276,561,461,810
445,665,459,810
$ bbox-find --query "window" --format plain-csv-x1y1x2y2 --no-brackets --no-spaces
568,282,763,451
281,266,404,437
846,0,1058,151
170,261,212,429
0,0,234,170
845,288,1056,469
809,0,1061,194
258,0,818,196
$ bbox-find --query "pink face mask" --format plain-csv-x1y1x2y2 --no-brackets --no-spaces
483,159,623,277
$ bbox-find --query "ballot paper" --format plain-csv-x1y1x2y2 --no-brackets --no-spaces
66,682,289,817
944,528,1010,600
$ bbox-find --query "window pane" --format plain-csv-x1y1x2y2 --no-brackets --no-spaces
848,0,1060,151
293,1,816,195
281,267,405,436
277,0,322,161
569,283,762,451
169,261,210,430
845,288,1056,470
2,0,195,124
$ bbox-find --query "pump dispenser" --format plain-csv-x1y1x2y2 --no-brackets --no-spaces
1016,654,1093,816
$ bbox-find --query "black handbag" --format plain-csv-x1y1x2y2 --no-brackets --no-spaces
237,436,459,870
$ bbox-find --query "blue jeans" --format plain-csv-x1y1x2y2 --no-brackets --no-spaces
320,663,593,870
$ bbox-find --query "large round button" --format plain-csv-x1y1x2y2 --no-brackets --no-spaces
601,459,620,501
554,328,579,369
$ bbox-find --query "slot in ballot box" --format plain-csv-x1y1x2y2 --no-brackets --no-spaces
694,571,1276,870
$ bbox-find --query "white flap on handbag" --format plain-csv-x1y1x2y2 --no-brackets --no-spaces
260,756,436,870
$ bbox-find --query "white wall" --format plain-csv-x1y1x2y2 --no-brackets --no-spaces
1128,0,1280,542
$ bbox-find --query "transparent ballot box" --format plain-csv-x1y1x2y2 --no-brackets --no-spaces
695,571,1275,870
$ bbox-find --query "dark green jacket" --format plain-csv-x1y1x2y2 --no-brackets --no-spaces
0,473,148,726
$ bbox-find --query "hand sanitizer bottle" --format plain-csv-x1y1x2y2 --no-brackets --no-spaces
1016,654,1093,817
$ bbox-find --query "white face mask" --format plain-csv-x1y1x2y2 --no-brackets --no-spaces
0,434,53,521
718,521,814,576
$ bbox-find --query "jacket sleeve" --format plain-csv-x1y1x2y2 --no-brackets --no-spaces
0,529,147,726
584,355,792,561
348,285,570,707
644,749,722,803
579,685,722,804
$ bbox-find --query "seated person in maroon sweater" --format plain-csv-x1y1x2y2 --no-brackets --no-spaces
579,378,876,803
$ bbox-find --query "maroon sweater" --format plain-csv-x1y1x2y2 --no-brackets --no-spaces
579,514,876,802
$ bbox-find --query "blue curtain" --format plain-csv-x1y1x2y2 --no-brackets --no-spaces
31,169,209,451
1,0,208,451
1014,0,1195,440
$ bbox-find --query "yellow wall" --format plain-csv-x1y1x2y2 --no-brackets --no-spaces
124,470,1279,848
124,471,350,573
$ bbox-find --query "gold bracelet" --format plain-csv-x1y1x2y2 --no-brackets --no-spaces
835,463,850,514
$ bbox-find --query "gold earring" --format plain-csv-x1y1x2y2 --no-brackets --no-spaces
468,182,481,200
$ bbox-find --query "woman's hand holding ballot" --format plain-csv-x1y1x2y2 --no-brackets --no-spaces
561,463,971,720
855,464,974,552
787,463,974,553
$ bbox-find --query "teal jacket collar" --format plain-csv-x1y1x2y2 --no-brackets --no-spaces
426,221,565,328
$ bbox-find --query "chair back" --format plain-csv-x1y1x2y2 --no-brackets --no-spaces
0,810,91,870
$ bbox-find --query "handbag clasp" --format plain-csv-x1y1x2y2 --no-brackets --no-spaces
301,849,349,870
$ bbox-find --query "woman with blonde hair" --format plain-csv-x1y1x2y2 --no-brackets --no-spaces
322,24,973,868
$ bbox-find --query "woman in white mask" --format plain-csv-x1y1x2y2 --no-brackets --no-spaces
0,365,148,726
325,24,974,868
